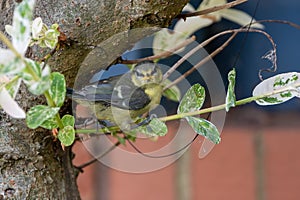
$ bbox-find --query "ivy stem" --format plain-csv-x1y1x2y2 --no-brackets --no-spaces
74,82,300,134
0,31,64,129
159,83,300,122
44,91,64,129
0,31,21,58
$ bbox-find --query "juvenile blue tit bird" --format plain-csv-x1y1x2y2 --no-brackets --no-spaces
68,61,163,130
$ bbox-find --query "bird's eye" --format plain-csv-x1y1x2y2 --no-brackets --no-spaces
150,68,157,76
135,71,144,77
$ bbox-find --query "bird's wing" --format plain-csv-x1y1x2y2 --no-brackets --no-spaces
70,74,151,110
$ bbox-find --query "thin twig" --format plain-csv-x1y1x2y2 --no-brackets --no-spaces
160,82,300,122
164,28,277,90
120,36,196,64
75,140,121,171
176,0,247,19
253,19,300,30
250,19,300,79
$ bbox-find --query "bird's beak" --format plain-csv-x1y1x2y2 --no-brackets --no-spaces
142,76,152,81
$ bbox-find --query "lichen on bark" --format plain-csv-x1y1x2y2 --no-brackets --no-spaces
0,0,188,198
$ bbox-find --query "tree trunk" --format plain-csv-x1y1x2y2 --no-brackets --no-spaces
0,0,188,199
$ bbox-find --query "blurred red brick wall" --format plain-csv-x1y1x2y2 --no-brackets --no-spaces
73,110,300,200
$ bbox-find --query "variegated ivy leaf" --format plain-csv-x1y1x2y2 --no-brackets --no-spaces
131,118,168,137
162,79,181,102
0,49,24,76
31,17,43,39
178,84,205,114
61,114,75,127
5,0,35,55
253,72,300,105
26,105,60,129
50,72,66,107
197,0,263,29
225,68,236,112
0,88,25,118
186,116,221,144
58,125,75,146
44,24,60,49
220,9,264,29
21,59,51,95
40,117,59,130
153,19,211,55
153,1,263,56
31,19,60,49
3,76,22,99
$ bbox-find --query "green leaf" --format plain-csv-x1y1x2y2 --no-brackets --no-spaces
186,116,221,144
225,68,236,112
4,76,21,99
178,84,205,114
58,125,75,146
61,114,75,127
26,105,60,129
40,117,58,130
21,60,51,95
117,136,126,145
0,54,24,76
131,118,168,137
162,79,181,102
50,72,66,107
29,67,51,95
253,72,300,105
44,29,60,49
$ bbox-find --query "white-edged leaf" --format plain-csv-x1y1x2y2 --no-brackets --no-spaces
198,0,227,9
0,50,22,79
178,84,205,114
186,116,221,144
4,76,22,99
197,0,225,21
152,17,212,55
21,60,51,95
5,25,14,37
131,118,168,137
174,16,213,37
225,68,236,111
153,29,180,56
253,72,300,105
182,3,196,12
61,114,75,127
0,49,15,65
11,0,36,55
221,9,264,29
30,66,51,95
50,72,66,107
40,117,59,130
44,28,59,49
58,125,75,146
31,17,43,38
26,105,60,129
0,88,25,118
162,79,181,102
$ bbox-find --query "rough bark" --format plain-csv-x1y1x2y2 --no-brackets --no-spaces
0,0,188,199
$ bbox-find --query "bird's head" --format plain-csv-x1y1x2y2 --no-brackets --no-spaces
131,61,163,87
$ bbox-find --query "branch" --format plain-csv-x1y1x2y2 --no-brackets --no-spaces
120,36,196,64
176,0,247,19
160,82,300,122
252,19,300,30
164,28,277,90
75,140,121,171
